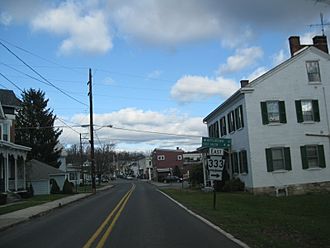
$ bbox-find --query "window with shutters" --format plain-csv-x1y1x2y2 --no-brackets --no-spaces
306,61,321,82
231,152,239,174
239,150,248,174
220,116,227,137
235,105,244,130
261,101,287,125
157,155,165,161
301,145,326,169
227,111,236,133
265,147,292,172
208,121,219,138
295,100,320,123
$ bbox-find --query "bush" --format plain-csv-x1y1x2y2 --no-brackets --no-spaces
50,179,61,194
223,178,245,192
62,179,74,194
0,193,7,205
189,164,204,187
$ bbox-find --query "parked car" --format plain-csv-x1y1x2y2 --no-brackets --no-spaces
163,175,182,183
126,176,133,180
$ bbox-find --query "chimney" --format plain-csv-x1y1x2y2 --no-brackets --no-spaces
240,80,249,88
313,35,328,54
289,36,302,56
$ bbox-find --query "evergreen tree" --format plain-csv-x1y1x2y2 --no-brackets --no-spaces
16,89,62,168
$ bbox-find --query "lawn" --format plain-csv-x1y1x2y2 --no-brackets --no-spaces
163,189,330,248
0,194,68,215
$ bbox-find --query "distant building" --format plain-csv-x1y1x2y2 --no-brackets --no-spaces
152,148,184,181
203,35,330,195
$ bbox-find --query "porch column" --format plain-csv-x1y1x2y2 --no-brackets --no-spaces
5,152,8,192
23,158,26,190
14,155,18,191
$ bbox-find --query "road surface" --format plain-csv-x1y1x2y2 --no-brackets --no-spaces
0,180,241,248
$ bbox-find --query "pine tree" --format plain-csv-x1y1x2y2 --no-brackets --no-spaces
16,89,62,168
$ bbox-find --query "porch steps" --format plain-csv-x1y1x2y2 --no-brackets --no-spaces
6,192,22,204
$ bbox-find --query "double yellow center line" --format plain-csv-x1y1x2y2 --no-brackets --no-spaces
83,183,135,248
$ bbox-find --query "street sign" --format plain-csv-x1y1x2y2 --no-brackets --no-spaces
209,148,224,156
202,137,231,148
207,156,225,171
209,171,222,181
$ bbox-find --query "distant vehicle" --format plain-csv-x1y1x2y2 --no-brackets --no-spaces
110,175,116,180
126,176,133,180
163,175,182,183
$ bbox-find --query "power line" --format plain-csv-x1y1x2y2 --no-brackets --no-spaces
56,117,80,134
0,72,23,92
0,40,88,107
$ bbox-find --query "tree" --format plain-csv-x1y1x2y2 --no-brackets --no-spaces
16,89,62,168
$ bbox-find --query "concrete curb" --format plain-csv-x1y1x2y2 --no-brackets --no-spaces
0,184,114,232
157,189,250,248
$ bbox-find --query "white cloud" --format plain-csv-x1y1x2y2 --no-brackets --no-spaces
171,75,239,103
58,108,207,151
246,67,268,82
147,70,163,80
31,1,112,55
0,12,12,26
219,47,263,74
272,49,288,66
103,77,115,85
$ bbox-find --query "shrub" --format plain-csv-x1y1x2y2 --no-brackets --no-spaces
0,193,7,205
223,178,245,192
50,179,61,194
189,164,204,187
62,179,74,194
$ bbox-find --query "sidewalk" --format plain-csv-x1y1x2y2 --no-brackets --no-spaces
0,185,113,231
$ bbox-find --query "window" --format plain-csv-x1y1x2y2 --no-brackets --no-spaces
235,105,244,130
227,111,236,133
231,152,239,174
295,100,320,123
301,145,326,169
3,123,9,141
239,150,248,174
306,61,321,82
265,147,292,172
157,155,165,161
261,101,286,124
220,116,227,137
177,155,182,160
69,172,77,180
208,121,219,138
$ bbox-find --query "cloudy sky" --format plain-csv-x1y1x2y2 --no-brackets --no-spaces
0,0,329,152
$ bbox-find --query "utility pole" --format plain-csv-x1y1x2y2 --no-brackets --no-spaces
88,68,96,193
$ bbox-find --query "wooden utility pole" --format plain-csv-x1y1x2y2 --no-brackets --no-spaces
88,68,96,193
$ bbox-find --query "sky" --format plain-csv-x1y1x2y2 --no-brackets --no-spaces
0,0,330,153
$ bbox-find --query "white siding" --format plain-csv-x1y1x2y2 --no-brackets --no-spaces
31,180,49,195
245,49,330,188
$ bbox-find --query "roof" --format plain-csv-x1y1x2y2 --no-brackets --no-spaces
203,46,330,123
0,89,20,108
26,159,66,181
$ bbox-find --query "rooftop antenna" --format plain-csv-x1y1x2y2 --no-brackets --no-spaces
310,13,330,36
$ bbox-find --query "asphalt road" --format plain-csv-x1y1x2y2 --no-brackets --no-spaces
0,180,241,248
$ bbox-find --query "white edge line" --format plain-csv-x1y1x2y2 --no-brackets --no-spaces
157,189,250,248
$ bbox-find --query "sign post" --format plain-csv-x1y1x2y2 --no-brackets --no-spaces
201,137,231,209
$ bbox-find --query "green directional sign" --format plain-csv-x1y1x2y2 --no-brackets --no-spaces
202,137,231,148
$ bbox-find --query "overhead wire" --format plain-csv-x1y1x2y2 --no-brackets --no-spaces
0,72,23,92
0,40,88,107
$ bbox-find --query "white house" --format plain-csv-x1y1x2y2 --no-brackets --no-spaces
203,35,330,195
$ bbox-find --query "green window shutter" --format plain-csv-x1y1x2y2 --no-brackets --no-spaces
312,100,320,122
240,105,244,128
300,146,308,169
284,147,292,171
295,100,303,123
261,102,269,125
242,150,248,173
318,145,326,168
279,101,287,123
265,148,273,172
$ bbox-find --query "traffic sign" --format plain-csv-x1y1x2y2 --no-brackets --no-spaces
202,137,231,148
209,171,222,181
209,148,224,156
207,156,225,171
